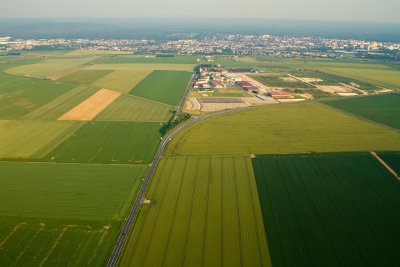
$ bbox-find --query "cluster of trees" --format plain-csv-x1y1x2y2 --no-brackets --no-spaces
159,111,191,136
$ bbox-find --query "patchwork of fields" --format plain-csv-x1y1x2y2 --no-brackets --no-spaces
119,156,271,267
6,57,98,79
91,70,153,93
0,52,193,265
96,95,175,122
252,153,400,266
0,72,75,119
129,70,192,105
1,52,400,267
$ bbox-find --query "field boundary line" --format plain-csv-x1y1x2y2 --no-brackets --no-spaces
123,92,178,107
371,151,400,180
181,158,200,266
160,158,188,266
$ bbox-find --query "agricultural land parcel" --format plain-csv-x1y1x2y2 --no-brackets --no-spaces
0,161,147,266
324,93,400,129
0,53,196,266
0,120,83,159
129,70,192,106
6,57,98,79
44,121,162,164
119,156,271,267
22,85,100,120
0,72,75,119
58,70,112,85
91,70,152,93
96,95,175,122
252,153,400,266
166,102,400,156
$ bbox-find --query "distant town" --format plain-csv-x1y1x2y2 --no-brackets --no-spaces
1,34,400,60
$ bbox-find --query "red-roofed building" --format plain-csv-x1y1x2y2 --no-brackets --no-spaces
267,91,292,98
210,80,224,89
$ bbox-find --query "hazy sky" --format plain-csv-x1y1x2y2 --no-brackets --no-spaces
1,0,399,23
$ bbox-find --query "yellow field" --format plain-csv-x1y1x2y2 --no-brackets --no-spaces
92,70,152,93
166,102,400,156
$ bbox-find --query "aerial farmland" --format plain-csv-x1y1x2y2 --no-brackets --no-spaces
0,50,399,267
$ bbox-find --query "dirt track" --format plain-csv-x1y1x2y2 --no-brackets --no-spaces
58,89,121,121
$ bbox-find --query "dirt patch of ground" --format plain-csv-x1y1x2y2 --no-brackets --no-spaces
58,89,121,121
184,97,201,111
280,77,298,82
198,97,244,104
337,93,359,96
297,93,314,100
242,97,278,105
317,85,352,93
201,102,249,112
296,77,323,83
277,99,306,103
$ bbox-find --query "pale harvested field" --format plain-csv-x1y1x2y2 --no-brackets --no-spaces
58,89,121,121
317,85,352,93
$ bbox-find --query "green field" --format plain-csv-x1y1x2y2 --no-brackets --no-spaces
44,121,161,164
119,156,271,267
129,70,192,105
0,161,147,266
378,151,400,174
59,70,112,85
252,152,400,266
166,102,400,156
324,93,400,129
92,70,152,93
0,72,75,119
0,217,119,267
250,74,314,88
84,63,195,72
0,120,83,159
0,161,146,220
6,57,98,79
22,85,99,120
96,95,175,122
